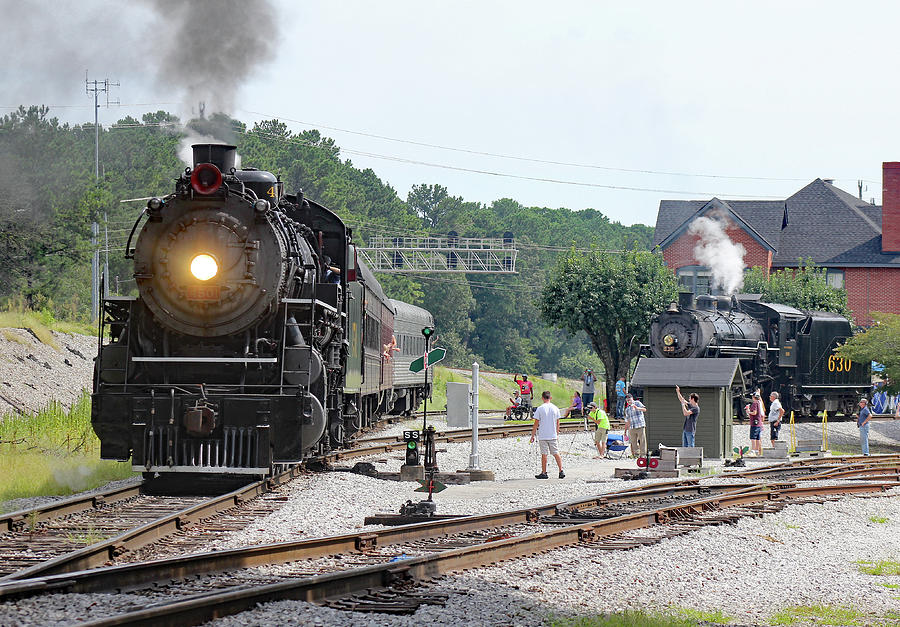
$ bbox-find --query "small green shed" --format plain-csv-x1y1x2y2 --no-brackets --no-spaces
630,358,742,458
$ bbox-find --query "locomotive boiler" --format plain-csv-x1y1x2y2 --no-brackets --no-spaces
648,293,869,417
92,144,431,487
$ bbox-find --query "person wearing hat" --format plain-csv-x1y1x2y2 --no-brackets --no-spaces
747,390,766,456
586,401,610,458
624,393,647,459
854,398,872,456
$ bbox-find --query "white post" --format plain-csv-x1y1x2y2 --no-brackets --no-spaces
468,361,480,470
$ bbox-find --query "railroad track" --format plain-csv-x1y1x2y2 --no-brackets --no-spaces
0,467,304,583
0,421,556,584
1,465,896,626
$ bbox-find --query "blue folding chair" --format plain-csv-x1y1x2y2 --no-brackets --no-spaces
606,433,629,459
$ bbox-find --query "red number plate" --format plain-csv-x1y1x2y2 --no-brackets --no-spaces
186,285,221,301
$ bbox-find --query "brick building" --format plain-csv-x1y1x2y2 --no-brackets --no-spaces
652,162,900,325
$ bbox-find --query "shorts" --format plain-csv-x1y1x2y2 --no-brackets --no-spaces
750,425,761,441
594,427,608,444
539,439,559,455
770,422,781,441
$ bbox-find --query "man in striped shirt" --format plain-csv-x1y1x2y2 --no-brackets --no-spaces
624,393,648,459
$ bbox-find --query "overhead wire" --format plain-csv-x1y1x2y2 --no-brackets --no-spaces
241,108,877,185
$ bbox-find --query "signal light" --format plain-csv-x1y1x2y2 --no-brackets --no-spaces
422,326,434,339
190,163,223,195
403,430,420,466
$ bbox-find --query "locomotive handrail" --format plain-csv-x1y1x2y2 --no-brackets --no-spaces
131,357,278,363
124,207,147,259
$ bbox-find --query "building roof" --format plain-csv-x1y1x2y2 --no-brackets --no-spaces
653,179,900,267
631,358,741,387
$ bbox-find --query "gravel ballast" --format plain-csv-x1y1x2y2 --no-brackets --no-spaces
3,412,900,625
0,328,95,415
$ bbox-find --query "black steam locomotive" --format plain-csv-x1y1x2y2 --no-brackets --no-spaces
648,293,869,417
91,144,433,485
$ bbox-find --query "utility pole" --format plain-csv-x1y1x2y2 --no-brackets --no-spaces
85,71,119,319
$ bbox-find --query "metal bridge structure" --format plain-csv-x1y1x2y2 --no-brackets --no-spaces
358,234,518,273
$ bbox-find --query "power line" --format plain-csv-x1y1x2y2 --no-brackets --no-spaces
95,120,802,199
240,108,878,186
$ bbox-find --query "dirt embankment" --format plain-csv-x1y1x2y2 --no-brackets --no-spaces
0,329,96,415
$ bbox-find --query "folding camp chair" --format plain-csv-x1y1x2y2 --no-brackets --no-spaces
605,434,629,459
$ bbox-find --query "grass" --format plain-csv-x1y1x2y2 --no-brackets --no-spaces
2,329,30,345
856,559,900,575
769,605,872,626
880,583,900,590
428,366,584,412
672,608,733,624
65,527,112,545
550,611,698,627
870,516,889,524
0,392,135,507
0,308,95,346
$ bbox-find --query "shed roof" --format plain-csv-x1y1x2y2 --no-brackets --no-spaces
632,358,741,387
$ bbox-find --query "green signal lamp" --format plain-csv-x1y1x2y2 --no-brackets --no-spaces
422,326,435,338
405,438,420,465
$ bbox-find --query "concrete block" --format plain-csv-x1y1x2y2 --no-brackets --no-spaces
461,469,495,481
399,464,425,481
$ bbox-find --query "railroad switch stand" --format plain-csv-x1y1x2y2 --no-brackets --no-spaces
399,426,442,517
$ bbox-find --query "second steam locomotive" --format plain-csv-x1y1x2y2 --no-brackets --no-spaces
648,293,869,416
91,144,432,483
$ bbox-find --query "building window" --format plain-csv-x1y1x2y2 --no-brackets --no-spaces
677,266,717,296
825,269,844,289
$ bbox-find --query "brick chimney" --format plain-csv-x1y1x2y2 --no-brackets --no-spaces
883,162,900,252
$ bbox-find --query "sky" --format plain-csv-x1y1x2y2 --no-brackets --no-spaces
2,0,899,226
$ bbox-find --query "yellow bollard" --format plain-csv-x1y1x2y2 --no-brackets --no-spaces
789,411,796,453
822,411,829,452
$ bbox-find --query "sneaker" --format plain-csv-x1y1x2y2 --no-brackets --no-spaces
558,471,566,479
535,472,549,479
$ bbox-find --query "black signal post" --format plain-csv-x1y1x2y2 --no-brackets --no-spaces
421,326,434,435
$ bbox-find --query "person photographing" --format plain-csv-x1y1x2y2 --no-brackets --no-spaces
675,385,700,448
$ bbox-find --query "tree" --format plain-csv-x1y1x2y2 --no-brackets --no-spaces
742,261,851,318
407,183,448,228
837,312,900,393
540,249,678,403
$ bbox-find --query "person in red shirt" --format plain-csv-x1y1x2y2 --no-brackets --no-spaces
746,391,765,456
514,374,534,414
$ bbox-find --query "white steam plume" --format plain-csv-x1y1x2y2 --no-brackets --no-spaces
688,213,746,294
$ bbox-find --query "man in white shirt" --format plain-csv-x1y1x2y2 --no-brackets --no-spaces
768,391,785,446
530,390,565,479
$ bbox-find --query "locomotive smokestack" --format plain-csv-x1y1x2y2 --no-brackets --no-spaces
678,291,695,310
192,144,237,173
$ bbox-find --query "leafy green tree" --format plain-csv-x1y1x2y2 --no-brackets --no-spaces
540,249,678,402
742,261,850,318
407,184,449,228
837,312,900,392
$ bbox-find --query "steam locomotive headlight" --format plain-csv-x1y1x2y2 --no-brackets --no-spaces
663,334,677,347
190,254,218,281
253,199,269,213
